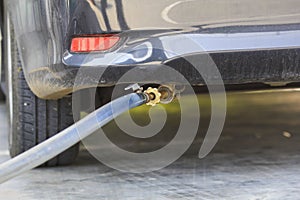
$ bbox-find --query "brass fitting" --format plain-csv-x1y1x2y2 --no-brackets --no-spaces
125,83,180,106
144,87,162,106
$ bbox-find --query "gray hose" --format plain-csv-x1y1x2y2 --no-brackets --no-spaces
0,93,147,184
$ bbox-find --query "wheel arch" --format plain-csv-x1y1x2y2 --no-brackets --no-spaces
5,0,73,100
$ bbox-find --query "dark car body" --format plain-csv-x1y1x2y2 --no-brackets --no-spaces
5,0,300,99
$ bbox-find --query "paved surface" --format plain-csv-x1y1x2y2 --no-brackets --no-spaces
1,91,300,199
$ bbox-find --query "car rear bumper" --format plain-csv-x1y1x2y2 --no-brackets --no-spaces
28,47,300,99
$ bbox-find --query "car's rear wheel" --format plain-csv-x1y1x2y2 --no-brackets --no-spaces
0,87,5,101
5,14,79,166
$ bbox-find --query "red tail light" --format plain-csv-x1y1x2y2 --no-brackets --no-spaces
70,35,120,53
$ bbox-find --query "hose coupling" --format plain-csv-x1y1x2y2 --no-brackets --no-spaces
144,87,162,106
125,83,180,106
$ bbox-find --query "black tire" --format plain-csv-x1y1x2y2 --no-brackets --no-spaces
0,87,5,101
6,15,79,166
0,2,4,101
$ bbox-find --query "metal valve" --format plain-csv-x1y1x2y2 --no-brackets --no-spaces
125,83,179,106
144,87,162,106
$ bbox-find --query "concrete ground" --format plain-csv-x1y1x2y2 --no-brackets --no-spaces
0,91,300,199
